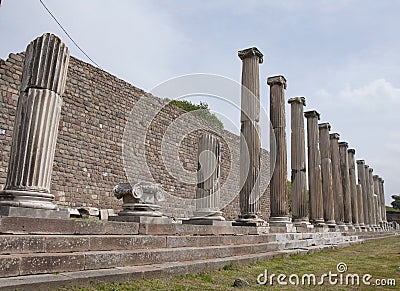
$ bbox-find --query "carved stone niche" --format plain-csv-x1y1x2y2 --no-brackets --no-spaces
113,182,165,218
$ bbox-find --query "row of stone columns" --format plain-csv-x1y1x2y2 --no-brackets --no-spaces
0,36,388,232
234,46,388,231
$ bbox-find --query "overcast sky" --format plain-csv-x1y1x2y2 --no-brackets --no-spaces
1,0,399,206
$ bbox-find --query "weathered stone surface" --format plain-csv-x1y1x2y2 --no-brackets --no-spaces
0,236,45,254
357,160,368,227
305,111,324,225
0,256,20,277
330,133,344,225
189,133,224,221
0,33,70,212
20,33,70,95
0,43,271,221
318,123,335,226
268,76,290,226
20,253,84,275
288,97,308,225
45,236,90,253
347,149,359,226
89,236,166,251
339,142,352,225
237,47,264,224
233,278,250,287
0,217,139,235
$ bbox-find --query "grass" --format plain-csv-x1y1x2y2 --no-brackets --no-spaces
386,206,400,213
65,236,400,291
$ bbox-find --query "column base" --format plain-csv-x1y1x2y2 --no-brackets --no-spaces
337,224,349,231
314,224,330,232
0,205,69,219
109,215,173,224
190,210,225,221
233,215,267,227
183,219,232,226
0,189,58,210
324,220,337,228
269,217,295,233
295,223,314,233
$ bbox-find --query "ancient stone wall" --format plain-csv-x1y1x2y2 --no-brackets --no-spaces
0,52,270,220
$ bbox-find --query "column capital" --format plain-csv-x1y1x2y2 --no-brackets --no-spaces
373,175,379,180
338,141,348,148
329,132,340,140
378,177,383,182
348,148,356,154
369,168,373,173
288,96,306,106
238,47,263,63
356,159,365,165
267,75,287,89
318,122,331,130
304,110,320,120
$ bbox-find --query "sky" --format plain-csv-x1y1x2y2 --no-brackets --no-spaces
0,0,399,206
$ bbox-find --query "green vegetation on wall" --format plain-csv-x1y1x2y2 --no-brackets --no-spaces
165,99,224,129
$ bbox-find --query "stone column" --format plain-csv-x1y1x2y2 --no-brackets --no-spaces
0,33,70,218
356,184,365,228
189,133,225,222
288,97,309,227
339,142,352,227
347,149,359,227
330,133,344,226
236,47,264,225
368,168,377,228
304,110,324,226
318,123,335,226
357,160,369,228
268,75,291,228
364,165,373,229
373,175,382,226
379,177,387,224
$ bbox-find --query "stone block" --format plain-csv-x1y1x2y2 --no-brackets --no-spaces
0,206,69,219
45,236,90,253
109,216,173,224
138,224,177,235
89,236,166,251
182,219,232,226
0,217,74,234
0,236,45,254
0,256,20,277
20,253,85,275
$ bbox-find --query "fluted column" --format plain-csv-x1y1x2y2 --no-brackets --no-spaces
237,47,263,224
288,97,308,225
330,133,344,225
379,177,387,223
304,111,324,225
368,168,377,227
373,175,382,225
364,165,373,228
339,142,352,226
347,149,359,227
190,133,225,221
268,75,290,225
356,184,365,227
318,123,335,226
0,33,70,211
357,160,369,227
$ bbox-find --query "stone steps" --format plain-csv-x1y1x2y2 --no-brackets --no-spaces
0,232,358,278
0,232,356,255
0,241,363,291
